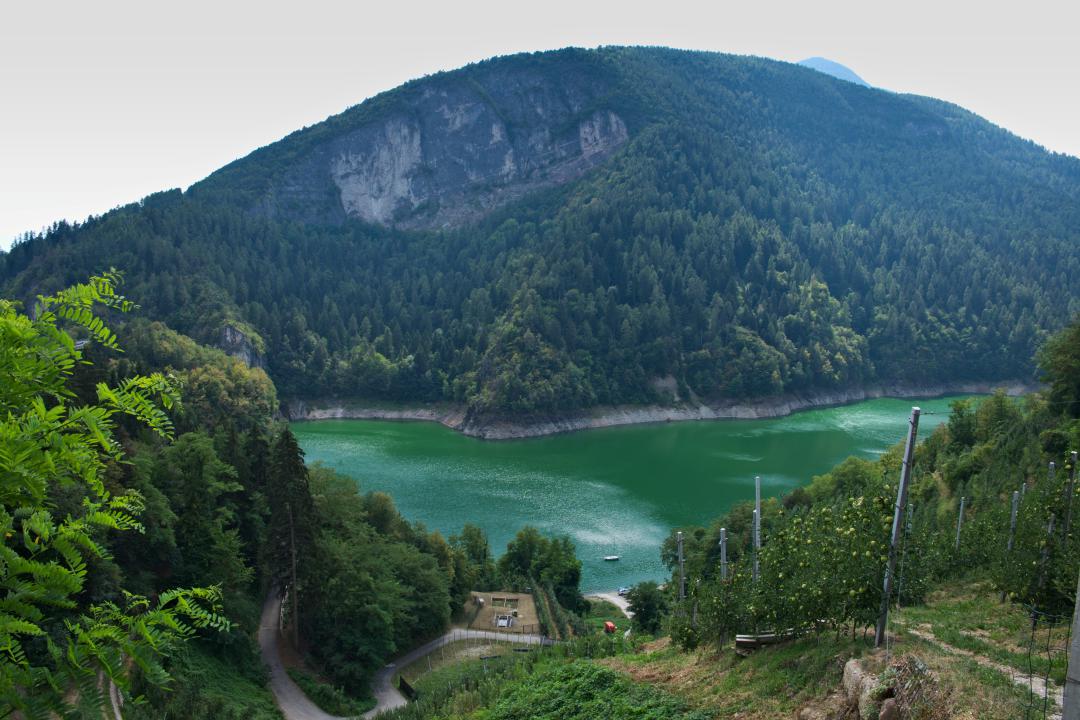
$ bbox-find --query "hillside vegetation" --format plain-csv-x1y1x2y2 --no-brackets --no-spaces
4,47,1079,421
0,275,595,717
367,318,1080,720
662,318,1079,653
3,286,1076,716
368,582,1058,719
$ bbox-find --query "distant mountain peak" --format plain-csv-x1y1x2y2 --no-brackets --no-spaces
798,57,870,87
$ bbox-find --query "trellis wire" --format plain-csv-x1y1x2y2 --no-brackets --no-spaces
1022,606,1069,720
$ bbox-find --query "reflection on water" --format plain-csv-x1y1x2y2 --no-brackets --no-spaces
293,397,967,591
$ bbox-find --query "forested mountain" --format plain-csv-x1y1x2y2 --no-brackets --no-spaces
4,47,1080,420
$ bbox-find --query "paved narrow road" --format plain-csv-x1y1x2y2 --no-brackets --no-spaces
259,593,344,720
260,592,551,720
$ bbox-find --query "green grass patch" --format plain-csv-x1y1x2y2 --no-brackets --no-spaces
482,660,710,719
615,636,867,718
127,643,282,720
385,633,642,719
287,667,375,716
894,581,1070,684
399,639,518,684
583,598,627,633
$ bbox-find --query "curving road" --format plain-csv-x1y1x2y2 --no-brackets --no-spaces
260,592,551,720
259,592,345,720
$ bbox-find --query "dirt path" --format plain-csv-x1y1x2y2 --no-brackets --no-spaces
908,625,1063,719
260,591,551,720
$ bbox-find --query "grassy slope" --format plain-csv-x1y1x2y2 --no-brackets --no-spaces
399,640,524,685
603,636,869,718
127,644,283,720
287,667,376,716
601,581,1056,719
381,581,1063,719
583,599,627,634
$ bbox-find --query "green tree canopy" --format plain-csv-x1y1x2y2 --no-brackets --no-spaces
0,273,227,718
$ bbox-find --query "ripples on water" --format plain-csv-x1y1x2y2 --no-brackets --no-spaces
293,397,968,591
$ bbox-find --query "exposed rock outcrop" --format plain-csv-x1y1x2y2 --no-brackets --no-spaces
842,659,881,719
253,63,629,230
839,656,943,720
219,324,265,369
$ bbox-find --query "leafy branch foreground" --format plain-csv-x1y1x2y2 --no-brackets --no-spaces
0,273,228,718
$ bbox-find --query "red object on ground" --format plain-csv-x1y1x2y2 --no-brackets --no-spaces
603,621,616,634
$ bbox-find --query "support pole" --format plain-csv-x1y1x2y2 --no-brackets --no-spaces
898,502,914,608
1065,451,1077,541
875,407,921,648
718,526,729,648
721,526,730,582
752,509,760,581
1001,490,1020,603
753,476,762,582
1038,517,1055,594
1007,491,1020,553
677,531,686,600
955,496,966,553
1064,567,1080,720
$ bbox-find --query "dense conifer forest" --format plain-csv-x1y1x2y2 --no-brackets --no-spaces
3,48,1079,421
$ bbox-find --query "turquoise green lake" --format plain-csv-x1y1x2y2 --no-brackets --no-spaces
292,397,962,592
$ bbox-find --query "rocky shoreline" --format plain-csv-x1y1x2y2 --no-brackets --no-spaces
286,380,1035,440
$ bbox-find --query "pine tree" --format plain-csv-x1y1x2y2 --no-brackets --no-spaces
267,427,315,645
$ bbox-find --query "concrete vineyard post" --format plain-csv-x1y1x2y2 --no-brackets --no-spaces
897,502,914,608
1065,451,1077,540
751,510,759,582
719,527,728,581
1038,516,1055,594
753,476,761,582
1064,566,1080,720
1001,490,1021,602
955,496,966,553
1007,491,1020,552
875,407,920,648
677,531,685,600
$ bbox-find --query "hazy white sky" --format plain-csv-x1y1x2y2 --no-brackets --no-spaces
2,0,1078,250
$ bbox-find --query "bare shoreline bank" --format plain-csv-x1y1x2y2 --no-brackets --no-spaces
285,380,1035,440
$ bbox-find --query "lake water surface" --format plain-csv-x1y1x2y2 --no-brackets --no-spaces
292,397,963,591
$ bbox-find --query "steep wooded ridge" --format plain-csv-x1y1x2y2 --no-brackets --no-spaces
4,47,1080,421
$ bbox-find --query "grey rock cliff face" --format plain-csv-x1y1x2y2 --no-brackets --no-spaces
219,324,265,369
255,68,629,229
